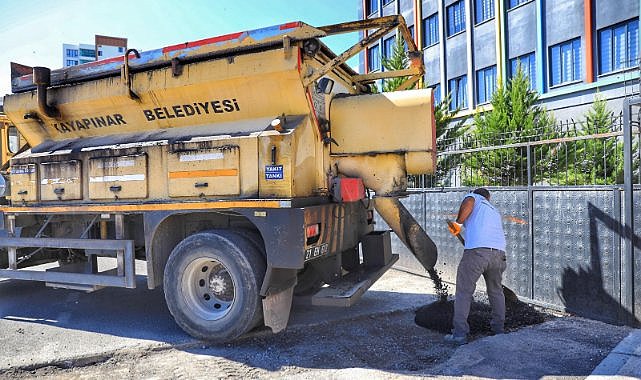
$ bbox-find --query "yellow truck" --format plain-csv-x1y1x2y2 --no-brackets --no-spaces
0,112,25,195
0,15,438,341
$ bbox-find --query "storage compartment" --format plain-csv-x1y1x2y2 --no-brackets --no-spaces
168,146,240,197
40,160,82,201
11,163,38,202
88,154,148,200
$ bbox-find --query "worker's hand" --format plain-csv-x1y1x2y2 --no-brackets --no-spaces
447,220,461,236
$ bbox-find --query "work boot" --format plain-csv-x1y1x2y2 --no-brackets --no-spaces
443,334,467,345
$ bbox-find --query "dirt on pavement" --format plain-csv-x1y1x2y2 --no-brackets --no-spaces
1,303,631,380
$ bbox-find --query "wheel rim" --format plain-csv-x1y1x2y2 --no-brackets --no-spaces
182,257,236,321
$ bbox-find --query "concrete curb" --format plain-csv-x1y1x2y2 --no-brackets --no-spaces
589,329,641,378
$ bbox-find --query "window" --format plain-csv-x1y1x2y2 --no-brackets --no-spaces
423,13,439,48
367,0,378,15
405,25,415,51
475,0,494,24
430,83,442,104
66,59,78,66
599,19,639,74
550,38,581,86
118,46,124,53
66,49,78,57
383,37,395,60
368,44,381,72
79,48,96,58
508,0,529,9
383,0,393,5
509,52,536,89
447,1,466,37
98,50,103,56
448,75,468,110
476,65,497,104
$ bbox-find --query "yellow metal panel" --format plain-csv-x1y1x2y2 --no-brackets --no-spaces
259,134,293,198
167,147,241,197
11,164,38,202
329,89,436,157
40,160,82,201
88,154,148,200
3,49,309,147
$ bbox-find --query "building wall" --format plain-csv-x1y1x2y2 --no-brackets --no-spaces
361,0,641,121
62,35,126,69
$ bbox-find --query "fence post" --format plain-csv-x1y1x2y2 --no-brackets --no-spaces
527,143,535,299
622,98,638,323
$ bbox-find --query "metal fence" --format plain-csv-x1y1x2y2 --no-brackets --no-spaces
388,109,641,327
410,115,638,188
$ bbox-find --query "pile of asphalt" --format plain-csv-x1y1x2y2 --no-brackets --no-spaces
415,287,552,335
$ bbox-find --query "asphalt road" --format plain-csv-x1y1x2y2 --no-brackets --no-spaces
0,264,638,379
0,263,435,372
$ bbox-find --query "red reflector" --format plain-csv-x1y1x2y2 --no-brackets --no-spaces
340,178,365,202
306,223,320,238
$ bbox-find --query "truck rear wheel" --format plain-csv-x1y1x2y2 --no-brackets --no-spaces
163,230,266,342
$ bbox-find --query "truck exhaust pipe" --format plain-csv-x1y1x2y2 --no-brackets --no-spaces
32,67,60,119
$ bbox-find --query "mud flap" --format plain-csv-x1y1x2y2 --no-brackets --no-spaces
262,286,294,333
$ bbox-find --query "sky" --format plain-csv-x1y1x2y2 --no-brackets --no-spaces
0,0,360,96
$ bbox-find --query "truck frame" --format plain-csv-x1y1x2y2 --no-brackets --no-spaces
0,15,438,341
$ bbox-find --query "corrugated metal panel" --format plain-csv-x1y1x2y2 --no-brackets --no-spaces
378,187,637,326
423,191,466,284
491,190,531,297
533,190,620,323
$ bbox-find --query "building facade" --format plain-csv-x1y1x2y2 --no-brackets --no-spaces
359,0,641,120
63,35,127,68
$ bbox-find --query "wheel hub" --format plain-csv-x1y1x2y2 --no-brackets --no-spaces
182,258,236,321
209,270,234,302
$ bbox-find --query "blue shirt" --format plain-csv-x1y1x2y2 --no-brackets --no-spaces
462,193,506,251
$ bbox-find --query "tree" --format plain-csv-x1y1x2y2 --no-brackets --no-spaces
555,96,623,185
464,65,556,186
425,93,468,187
378,36,468,187
381,37,409,92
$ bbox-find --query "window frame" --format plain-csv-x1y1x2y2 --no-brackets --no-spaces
423,13,439,48
598,18,639,76
549,37,582,88
448,75,468,111
430,83,442,104
507,0,532,10
476,65,497,105
474,0,495,25
367,0,379,15
368,44,381,72
447,0,466,37
383,36,395,65
509,52,536,90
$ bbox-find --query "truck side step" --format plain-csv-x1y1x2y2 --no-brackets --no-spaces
311,254,399,307
0,237,136,289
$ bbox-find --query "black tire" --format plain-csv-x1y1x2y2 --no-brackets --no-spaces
163,230,266,342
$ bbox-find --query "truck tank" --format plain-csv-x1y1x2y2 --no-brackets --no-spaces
0,15,438,341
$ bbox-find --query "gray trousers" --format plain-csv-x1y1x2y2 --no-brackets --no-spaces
453,248,507,337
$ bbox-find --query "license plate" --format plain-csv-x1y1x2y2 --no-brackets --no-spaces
304,242,329,261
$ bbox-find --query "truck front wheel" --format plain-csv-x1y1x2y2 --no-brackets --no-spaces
163,230,265,342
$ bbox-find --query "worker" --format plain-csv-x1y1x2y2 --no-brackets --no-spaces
445,188,507,345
